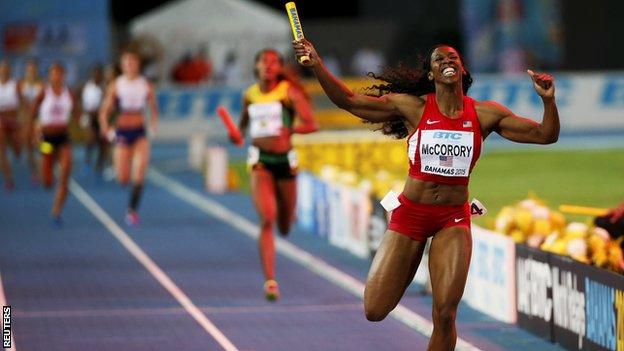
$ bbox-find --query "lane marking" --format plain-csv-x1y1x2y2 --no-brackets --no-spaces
69,179,238,351
148,168,481,351
16,303,363,319
0,270,17,351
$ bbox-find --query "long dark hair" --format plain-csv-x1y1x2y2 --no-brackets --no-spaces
365,44,473,139
254,48,310,101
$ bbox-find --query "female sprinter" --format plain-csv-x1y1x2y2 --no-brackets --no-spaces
294,40,559,349
0,60,23,190
19,58,44,182
81,65,106,174
236,49,317,300
99,50,158,225
30,63,79,225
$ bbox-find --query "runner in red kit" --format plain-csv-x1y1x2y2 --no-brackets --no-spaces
236,49,317,301
294,40,559,350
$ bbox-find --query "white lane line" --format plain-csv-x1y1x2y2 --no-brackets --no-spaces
69,179,238,351
148,169,482,351
0,270,17,351
16,303,363,319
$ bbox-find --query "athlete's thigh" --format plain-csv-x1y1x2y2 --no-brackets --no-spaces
275,178,296,224
40,152,55,187
365,230,427,312
428,226,472,308
8,128,21,155
0,128,7,153
251,167,277,221
57,145,73,182
113,143,132,182
131,137,150,182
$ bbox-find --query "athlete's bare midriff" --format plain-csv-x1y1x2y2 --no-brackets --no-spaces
252,130,293,154
0,109,18,119
116,113,144,129
41,125,69,136
402,176,469,206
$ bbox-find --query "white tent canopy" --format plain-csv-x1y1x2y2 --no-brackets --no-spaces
130,0,291,84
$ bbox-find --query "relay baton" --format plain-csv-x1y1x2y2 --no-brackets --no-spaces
216,106,244,146
285,2,310,65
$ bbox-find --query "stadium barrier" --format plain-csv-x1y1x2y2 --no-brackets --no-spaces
517,245,624,351
297,172,370,258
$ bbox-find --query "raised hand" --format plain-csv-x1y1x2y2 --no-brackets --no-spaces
527,69,555,99
292,39,319,67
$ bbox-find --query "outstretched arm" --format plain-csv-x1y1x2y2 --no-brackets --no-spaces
292,39,413,123
287,85,317,134
478,70,559,144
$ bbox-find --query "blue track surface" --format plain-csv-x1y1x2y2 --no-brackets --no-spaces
0,143,565,351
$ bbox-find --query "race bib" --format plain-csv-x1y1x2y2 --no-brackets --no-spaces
248,102,283,138
419,130,474,177
49,104,69,124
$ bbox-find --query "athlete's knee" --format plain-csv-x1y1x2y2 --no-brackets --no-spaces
43,180,53,189
364,288,390,322
118,176,130,186
433,303,458,328
58,177,70,190
364,303,389,322
260,216,275,230
277,221,292,236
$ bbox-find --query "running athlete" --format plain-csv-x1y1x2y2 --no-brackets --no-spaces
19,58,44,182
294,40,559,349
30,63,79,225
99,50,159,225
237,49,317,300
0,60,23,190
81,65,106,174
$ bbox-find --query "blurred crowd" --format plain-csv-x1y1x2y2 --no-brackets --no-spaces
494,197,624,273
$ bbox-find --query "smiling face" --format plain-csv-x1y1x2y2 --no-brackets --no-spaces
120,52,141,77
255,50,283,83
428,46,465,85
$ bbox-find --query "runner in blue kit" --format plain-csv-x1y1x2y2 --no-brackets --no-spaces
99,50,159,225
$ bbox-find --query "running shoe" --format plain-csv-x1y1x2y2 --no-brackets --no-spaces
125,211,140,226
264,279,280,301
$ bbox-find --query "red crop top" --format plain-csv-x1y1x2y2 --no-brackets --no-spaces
407,93,483,185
